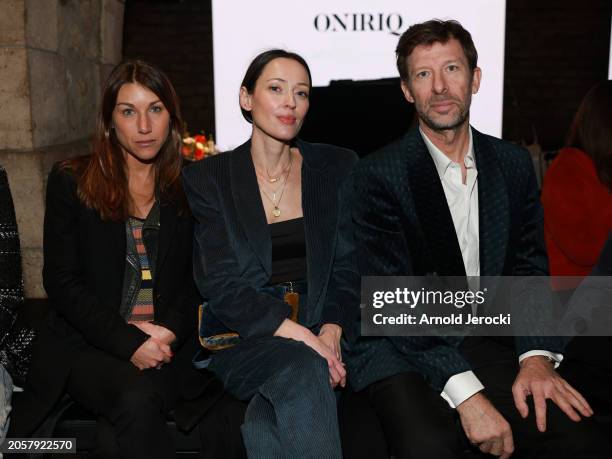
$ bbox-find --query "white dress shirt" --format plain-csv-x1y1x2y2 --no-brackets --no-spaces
420,128,562,408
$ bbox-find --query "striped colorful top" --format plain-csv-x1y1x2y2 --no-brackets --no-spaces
127,217,155,322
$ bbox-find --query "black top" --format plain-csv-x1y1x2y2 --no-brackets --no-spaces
269,217,307,284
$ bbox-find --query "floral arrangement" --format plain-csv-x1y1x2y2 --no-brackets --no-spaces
181,132,217,161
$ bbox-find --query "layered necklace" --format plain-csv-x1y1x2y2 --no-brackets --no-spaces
257,152,293,218
265,156,292,183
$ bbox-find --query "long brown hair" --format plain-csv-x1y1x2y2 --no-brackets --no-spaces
566,81,612,191
66,60,185,220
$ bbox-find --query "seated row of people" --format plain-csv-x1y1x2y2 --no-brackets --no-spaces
5,18,612,459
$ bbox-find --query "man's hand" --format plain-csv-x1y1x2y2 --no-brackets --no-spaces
512,355,593,432
457,392,514,458
130,337,173,370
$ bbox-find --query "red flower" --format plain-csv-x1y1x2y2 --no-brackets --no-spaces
181,145,192,156
182,132,214,161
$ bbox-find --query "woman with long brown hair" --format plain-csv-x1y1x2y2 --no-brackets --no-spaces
10,60,210,458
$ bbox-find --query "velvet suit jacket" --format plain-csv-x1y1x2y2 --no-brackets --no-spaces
182,139,360,345
10,164,217,436
348,126,563,392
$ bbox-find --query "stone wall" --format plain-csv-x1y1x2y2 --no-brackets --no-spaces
0,0,125,297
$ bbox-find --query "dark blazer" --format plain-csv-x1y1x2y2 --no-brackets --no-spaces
347,126,562,392
10,163,219,436
182,139,360,345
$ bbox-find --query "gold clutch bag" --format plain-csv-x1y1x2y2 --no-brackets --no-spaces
198,291,300,351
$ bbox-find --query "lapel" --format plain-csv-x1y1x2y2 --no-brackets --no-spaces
227,138,335,305
107,219,126,269
230,140,272,275
91,209,126,302
156,200,178,278
404,128,466,276
298,140,335,306
472,128,510,276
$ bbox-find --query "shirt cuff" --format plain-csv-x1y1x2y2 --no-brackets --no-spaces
518,350,563,369
440,371,485,408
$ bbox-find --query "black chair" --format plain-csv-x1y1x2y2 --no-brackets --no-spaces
51,399,201,456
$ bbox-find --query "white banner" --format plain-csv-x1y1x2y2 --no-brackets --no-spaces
212,0,506,150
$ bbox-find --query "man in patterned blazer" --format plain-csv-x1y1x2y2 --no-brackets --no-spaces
347,19,608,459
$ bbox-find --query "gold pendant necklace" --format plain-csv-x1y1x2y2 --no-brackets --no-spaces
258,151,293,218
260,184,286,217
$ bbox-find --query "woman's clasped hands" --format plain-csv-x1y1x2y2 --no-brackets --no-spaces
129,321,177,370
274,319,346,388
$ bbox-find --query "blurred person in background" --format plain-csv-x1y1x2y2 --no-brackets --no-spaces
542,81,612,425
542,80,612,280
0,165,36,442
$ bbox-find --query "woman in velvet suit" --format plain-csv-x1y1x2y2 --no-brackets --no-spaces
183,50,359,458
10,60,224,458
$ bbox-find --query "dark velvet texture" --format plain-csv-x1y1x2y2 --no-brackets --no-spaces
182,139,360,345
347,126,562,393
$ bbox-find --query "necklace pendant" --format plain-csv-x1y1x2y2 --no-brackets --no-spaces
269,177,278,183
272,207,281,217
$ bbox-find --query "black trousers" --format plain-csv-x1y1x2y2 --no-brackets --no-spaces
355,337,611,459
461,337,610,458
559,336,612,417
67,346,183,459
